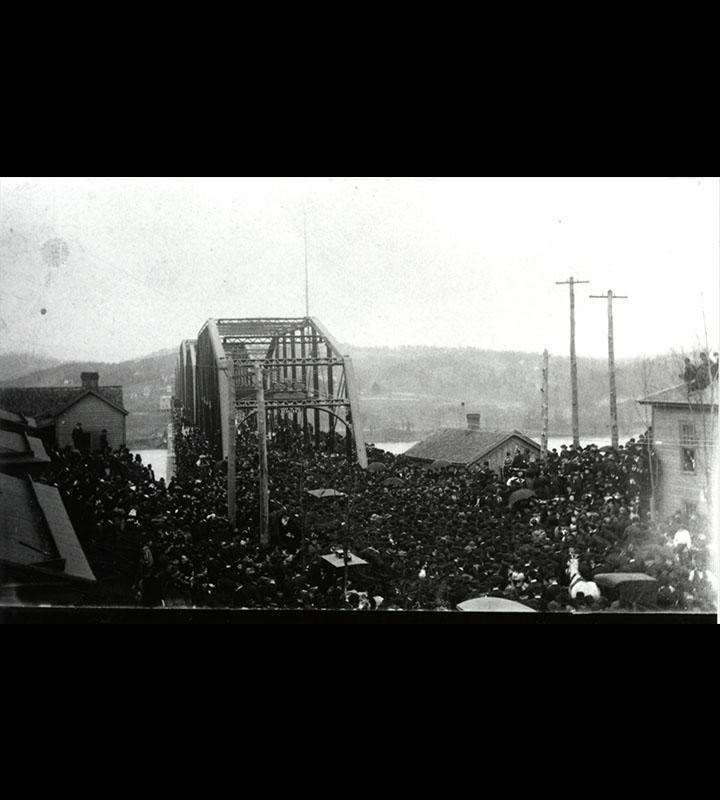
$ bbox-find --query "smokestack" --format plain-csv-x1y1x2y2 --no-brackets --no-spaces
466,413,481,431
81,372,99,391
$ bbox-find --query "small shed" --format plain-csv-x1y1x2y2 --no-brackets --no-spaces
404,416,540,474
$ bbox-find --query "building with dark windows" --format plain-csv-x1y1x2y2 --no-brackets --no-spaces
638,380,718,518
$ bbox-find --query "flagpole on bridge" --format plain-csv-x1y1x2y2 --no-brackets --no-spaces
304,207,310,318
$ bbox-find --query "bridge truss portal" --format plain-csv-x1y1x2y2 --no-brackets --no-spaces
192,318,367,468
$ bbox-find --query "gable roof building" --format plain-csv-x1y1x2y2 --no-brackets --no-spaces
0,372,128,451
404,415,541,470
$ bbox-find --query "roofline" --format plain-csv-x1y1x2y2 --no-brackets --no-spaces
468,430,541,464
51,389,128,417
404,429,541,465
637,380,719,407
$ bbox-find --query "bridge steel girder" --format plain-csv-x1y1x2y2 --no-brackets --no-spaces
176,339,197,425
185,317,367,468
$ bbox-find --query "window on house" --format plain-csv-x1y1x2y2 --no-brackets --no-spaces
681,447,696,472
680,422,697,445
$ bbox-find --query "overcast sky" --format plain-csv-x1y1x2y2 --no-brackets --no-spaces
1,177,717,363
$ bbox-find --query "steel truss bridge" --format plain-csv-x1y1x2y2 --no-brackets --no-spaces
175,318,367,468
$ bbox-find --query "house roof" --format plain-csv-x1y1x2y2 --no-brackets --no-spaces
404,429,541,466
0,385,127,421
638,379,718,408
0,429,51,464
0,473,95,583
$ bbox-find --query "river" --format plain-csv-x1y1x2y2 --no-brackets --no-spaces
134,448,169,482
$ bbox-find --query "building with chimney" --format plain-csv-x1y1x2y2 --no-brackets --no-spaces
0,372,128,451
404,413,541,472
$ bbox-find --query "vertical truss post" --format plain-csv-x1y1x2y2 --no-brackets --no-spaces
327,342,335,452
255,362,270,546
290,331,298,429
301,323,308,446
312,327,321,450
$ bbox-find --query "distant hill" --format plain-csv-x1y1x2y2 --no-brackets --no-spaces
0,352,64,381
0,343,693,444
341,343,684,439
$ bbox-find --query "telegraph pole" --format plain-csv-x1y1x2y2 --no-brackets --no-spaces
255,361,270,545
556,276,589,447
541,349,549,459
590,289,628,449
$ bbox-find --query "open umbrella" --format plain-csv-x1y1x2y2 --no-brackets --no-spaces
381,477,405,488
427,459,452,471
306,488,347,499
367,461,387,473
457,597,536,612
599,445,615,452
508,488,536,508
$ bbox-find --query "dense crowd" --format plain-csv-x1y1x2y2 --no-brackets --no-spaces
37,415,717,612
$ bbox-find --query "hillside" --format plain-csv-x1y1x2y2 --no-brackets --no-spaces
0,344,690,445
0,352,64,381
343,344,683,439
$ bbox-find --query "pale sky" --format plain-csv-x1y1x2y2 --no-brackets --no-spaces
1,177,718,363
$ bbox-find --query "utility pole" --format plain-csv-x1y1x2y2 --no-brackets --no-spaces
556,276,589,447
541,349,549,459
255,361,270,545
590,289,628,449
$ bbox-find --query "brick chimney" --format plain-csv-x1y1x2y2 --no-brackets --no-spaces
466,413,481,431
81,372,99,391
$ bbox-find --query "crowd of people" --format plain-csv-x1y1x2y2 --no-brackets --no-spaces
680,351,718,391
36,414,717,613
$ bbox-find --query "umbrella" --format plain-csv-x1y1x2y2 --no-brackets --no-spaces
306,488,347,499
367,461,387,473
508,488,536,508
599,445,615,452
457,597,536,612
381,477,405,488
427,459,452,471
